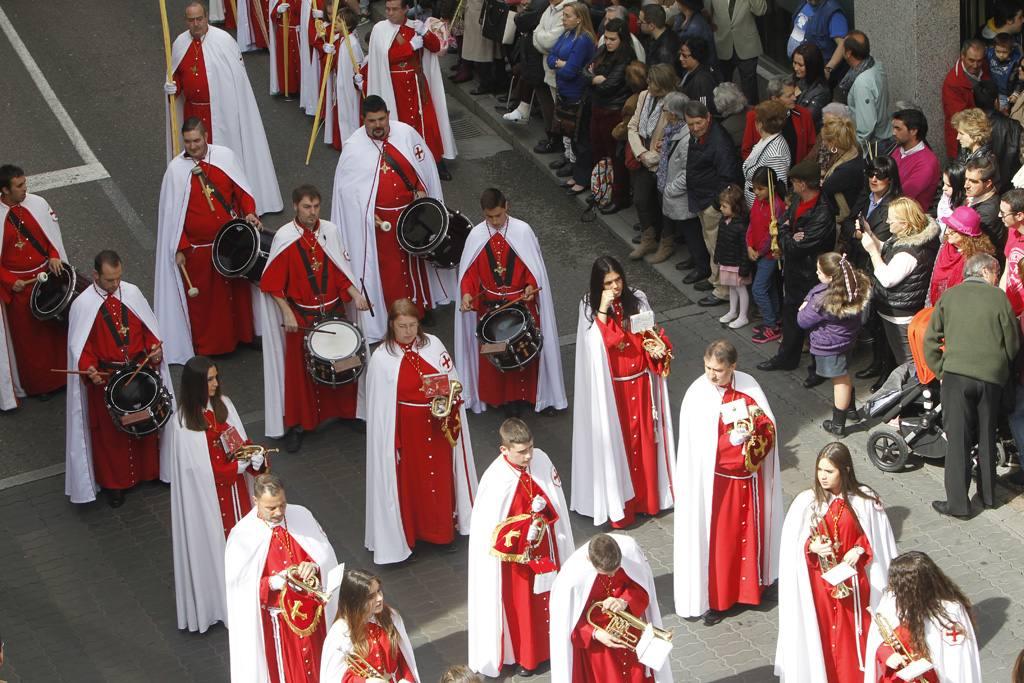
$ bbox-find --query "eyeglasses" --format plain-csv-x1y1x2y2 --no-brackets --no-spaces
866,171,889,179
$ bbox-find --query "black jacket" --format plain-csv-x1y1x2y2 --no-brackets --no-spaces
843,190,893,267
986,110,1023,192
971,193,1007,257
587,57,631,109
873,219,941,318
515,0,550,86
679,64,721,115
714,216,752,276
643,29,682,77
796,79,831,130
822,155,866,221
686,122,742,212
780,192,838,297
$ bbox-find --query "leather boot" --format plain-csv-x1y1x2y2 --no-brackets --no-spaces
846,387,859,422
822,406,847,437
645,235,675,264
629,227,657,260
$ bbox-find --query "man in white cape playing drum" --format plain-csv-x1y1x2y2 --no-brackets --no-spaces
454,188,567,417
164,2,282,215
331,97,454,343
467,418,574,678
225,473,339,683
549,533,673,683
673,339,783,626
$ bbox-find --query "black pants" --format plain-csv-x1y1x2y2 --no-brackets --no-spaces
531,82,556,136
674,217,709,276
630,167,663,236
942,372,1000,513
775,281,813,369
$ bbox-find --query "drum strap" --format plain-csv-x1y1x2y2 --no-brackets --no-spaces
191,163,238,218
5,210,50,260
484,241,518,288
296,242,330,296
98,298,130,349
381,147,418,194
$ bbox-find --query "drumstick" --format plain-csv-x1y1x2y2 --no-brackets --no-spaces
50,368,110,377
178,262,199,298
124,343,164,387
36,271,49,284
360,277,375,318
489,287,543,315
279,324,337,334
373,214,392,232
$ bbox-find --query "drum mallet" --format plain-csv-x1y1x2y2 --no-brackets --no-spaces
374,214,392,232
178,262,199,298
36,271,49,284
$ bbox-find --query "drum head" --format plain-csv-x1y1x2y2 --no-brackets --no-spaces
31,265,73,315
214,220,258,275
481,306,528,343
399,199,447,250
107,367,159,412
308,320,362,359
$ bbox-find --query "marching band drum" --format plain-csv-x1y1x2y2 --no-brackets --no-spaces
30,263,90,322
303,318,367,386
395,197,472,269
212,218,275,283
477,303,544,371
104,364,174,437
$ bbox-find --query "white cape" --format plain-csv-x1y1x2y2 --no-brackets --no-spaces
863,593,982,683
225,504,339,683
467,449,574,676
256,218,366,438
569,291,674,525
366,19,457,159
549,534,673,683
319,607,421,681
167,25,283,214
364,334,477,564
454,217,567,414
325,34,365,147
267,0,304,97
65,282,174,504
299,0,319,114
0,193,67,409
170,395,250,633
154,145,262,365
235,0,262,52
673,371,782,617
330,123,453,343
774,488,898,682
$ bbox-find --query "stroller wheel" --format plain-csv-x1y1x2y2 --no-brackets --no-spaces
867,426,911,472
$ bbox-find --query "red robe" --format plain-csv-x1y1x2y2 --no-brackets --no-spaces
570,568,654,683
178,160,256,356
394,344,457,547
874,623,939,683
805,497,874,683
387,25,443,161
595,303,671,529
0,201,67,396
271,1,302,96
174,38,214,143
340,622,416,683
374,143,434,316
707,385,774,612
220,0,237,29
260,226,358,430
259,525,327,683
460,230,540,407
77,292,161,490
203,408,254,537
248,0,270,50
497,457,560,670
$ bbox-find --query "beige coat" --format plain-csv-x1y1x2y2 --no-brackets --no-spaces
708,0,767,61
533,0,567,88
462,0,501,63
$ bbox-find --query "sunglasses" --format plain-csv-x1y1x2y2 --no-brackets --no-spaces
866,171,889,179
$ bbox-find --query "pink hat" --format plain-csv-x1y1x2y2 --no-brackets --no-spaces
942,206,982,237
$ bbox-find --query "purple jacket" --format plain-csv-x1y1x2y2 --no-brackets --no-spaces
796,283,863,356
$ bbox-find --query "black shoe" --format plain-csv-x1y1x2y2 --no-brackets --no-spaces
540,406,559,417
821,407,846,437
107,489,126,508
855,364,881,379
284,428,304,453
533,139,562,154
682,271,706,285
703,609,726,626
36,392,52,402
631,234,642,245
931,500,972,520
693,279,713,291
548,158,568,170
421,309,436,326
803,373,826,388
443,540,459,553
698,295,727,307
437,163,453,182
756,357,796,372
247,337,263,351
556,165,573,177
675,259,695,271
348,419,366,434
516,666,536,677
566,185,586,196
870,376,886,392
598,203,621,215
502,403,517,418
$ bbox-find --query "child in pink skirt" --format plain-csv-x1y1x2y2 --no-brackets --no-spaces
714,184,753,328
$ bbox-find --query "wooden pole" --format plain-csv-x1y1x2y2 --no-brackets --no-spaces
158,0,181,157
304,0,344,165
252,0,272,47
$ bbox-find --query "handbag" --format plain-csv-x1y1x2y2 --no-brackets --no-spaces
554,97,582,137
481,0,509,43
624,144,642,171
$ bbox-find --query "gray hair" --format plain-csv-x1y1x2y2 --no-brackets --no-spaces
822,102,852,120
663,91,689,118
964,253,1000,279
766,74,797,100
712,82,746,117
253,473,286,498
604,4,627,19
683,99,709,119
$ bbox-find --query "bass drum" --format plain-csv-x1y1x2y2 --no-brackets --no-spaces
30,263,90,323
304,318,367,386
105,365,173,437
396,197,472,269
212,218,274,283
476,303,543,372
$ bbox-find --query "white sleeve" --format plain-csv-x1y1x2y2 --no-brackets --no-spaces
873,251,919,288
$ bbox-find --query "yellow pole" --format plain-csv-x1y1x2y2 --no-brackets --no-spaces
159,0,181,156
226,0,238,26
304,0,344,165
252,0,272,47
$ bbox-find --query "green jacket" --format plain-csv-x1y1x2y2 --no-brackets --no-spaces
924,277,1020,386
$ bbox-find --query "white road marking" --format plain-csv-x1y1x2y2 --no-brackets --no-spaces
26,164,110,193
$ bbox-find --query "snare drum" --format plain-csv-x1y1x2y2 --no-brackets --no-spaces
476,303,543,371
396,197,472,268
29,263,90,322
212,218,274,283
104,365,173,437
304,318,367,386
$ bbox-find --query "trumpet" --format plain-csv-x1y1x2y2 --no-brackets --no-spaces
284,565,331,603
640,329,672,377
874,613,930,682
808,510,851,600
586,603,673,650
227,444,278,469
344,652,389,679
430,379,463,418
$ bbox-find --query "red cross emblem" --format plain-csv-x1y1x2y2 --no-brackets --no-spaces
943,623,965,646
440,352,453,370
552,467,562,487
414,144,425,162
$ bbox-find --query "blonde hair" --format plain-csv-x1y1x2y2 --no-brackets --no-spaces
950,107,992,147
820,116,859,155
887,197,930,236
563,2,596,41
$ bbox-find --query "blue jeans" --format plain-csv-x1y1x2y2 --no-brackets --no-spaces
752,258,780,327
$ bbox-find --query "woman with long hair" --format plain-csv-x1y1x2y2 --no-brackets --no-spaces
793,42,831,129
319,569,420,681
168,356,263,633
364,299,478,564
571,256,674,529
775,442,898,682
929,206,996,304
935,161,968,226
864,552,982,682
820,116,866,227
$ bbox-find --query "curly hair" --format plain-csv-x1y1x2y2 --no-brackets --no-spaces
820,116,859,155
754,99,788,136
950,107,992,147
948,231,995,260
887,551,974,661
817,252,870,317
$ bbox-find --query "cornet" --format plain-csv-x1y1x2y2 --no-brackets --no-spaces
227,444,278,470
430,380,463,418
585,603,673,650
284,565,330,603
640,329,672,377
344,652,389,680
874,613,930,682
808,510,851,599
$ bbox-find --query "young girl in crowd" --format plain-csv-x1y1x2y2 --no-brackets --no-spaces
935,161,967,228
715,184,753,329
797,252,871,437
747,167,787,343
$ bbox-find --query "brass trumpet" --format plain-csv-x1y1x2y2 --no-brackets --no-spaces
430,379,463,418
284,565,331,603
809,510,852,600
344,652,389,679
227,444,278,470
585,603,673,650
874,613,930,682
640,329,672,377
